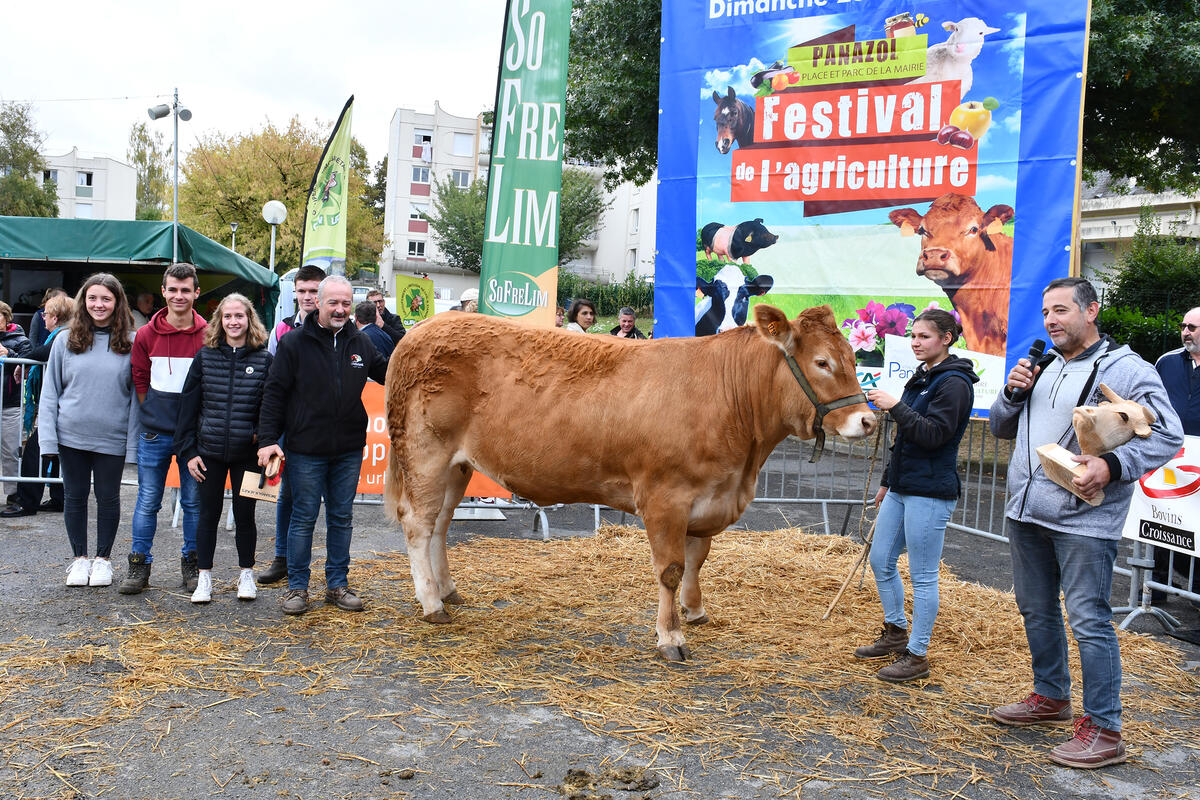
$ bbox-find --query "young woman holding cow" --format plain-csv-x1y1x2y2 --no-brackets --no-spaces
858,308,978,683
175,294,273,604
40,273,139,587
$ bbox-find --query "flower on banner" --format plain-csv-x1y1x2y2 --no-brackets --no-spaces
922,300,961,324
847,320,878,352
842,301,917,359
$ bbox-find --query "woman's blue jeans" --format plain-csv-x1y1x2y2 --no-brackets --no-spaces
869,491,956,657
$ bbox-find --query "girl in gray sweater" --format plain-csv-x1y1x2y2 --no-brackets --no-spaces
39,274,139,588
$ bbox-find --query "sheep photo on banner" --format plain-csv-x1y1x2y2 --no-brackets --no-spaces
656,1,1090,414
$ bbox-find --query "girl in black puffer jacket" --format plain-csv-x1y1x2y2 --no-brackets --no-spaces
175,294,273,604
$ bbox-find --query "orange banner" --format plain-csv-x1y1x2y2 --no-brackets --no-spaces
168,381,512,498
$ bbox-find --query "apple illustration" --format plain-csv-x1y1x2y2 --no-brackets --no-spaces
948,101,992,140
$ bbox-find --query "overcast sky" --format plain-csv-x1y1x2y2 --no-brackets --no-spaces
1,0,505,168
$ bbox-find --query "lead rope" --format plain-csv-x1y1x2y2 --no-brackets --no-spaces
821,412,885,621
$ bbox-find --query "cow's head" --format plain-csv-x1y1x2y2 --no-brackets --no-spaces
713,87,748,154
754,303,876,442
1072,383,1156,456
889,193,1014,287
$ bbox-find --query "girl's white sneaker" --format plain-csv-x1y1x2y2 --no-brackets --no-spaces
237,568,257,600
191,569,212,604
88,557,113,586
66,557,91,587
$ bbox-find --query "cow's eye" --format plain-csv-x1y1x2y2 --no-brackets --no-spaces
815,358,830,370
967,225,979,235
1118,411,1129,422
916,226,928,236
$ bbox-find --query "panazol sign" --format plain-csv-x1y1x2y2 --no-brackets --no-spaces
479,0,572,325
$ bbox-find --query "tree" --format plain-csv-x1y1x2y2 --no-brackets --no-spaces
1096,207,1200,359
1084,0,1200,193
424,167,608,273
0,102,58,217
425,174,487,272
563,0,1200,194
127,121,170,221
565,0,660,189
364,155,388,227
178,117,384,277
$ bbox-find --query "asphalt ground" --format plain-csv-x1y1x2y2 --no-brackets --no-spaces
1,471,1198,800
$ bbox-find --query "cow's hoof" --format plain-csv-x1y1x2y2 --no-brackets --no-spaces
686,613,710,626
423,609,452,624
657,644,692,662
442,590,464,605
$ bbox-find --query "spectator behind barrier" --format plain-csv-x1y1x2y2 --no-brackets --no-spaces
0,301,33,502
609,306,647,339
565,299,596,333
355,300,395,358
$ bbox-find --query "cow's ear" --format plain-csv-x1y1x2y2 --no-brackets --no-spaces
1098,383,1122,404
889,208,922,236
754,304,792,349
981,204,1015,234
1138,405,1156,435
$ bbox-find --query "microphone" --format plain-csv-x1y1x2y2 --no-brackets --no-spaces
1009,338,1046,403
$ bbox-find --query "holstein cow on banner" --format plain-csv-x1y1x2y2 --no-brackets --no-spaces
384,305,875,661
696,264,774,336
888,193,1014,357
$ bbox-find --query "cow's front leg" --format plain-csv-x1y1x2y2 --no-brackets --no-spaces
645,512,690,661
681,534,713,625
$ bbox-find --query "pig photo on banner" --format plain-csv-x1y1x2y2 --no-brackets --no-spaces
657,1,1090,413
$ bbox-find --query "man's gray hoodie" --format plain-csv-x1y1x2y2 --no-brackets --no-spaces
990,337,1183,540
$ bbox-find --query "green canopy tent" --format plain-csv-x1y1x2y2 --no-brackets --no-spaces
0,217,280,327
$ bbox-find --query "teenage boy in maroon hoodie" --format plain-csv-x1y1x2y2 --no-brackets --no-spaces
119,263,208,594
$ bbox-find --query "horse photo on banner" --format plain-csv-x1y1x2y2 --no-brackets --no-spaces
657,1,1090,413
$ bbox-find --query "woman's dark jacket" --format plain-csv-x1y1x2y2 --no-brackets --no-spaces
175,341,273,464
881,354,978,499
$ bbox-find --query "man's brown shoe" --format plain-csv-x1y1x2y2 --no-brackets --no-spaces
854,622,909,659
876,650,930,683
991,692,1073,727
325,586,364,611
280,589,309,616
1049,715,1126,769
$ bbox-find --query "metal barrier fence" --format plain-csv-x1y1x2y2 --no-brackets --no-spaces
4,354,1198,628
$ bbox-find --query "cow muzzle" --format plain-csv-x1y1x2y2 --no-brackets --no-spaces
833,409,877,441
917,248,959,280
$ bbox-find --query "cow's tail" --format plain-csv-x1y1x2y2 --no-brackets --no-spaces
383,441,404,525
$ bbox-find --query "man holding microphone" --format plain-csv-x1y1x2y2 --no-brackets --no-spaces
989,277,1182,768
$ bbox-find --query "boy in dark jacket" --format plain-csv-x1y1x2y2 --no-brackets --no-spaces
0,302,32,502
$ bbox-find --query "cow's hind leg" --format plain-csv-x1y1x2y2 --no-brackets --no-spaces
399,468,459,624
644,509,690,662
681,535,713,625
431,463,473,606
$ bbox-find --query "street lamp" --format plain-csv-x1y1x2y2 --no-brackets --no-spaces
147,88,192,263
230,222,238,253
262,200,287,272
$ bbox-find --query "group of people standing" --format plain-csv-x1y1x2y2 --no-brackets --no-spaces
858,277,1184,769
17,263,395,616
558,300,648,339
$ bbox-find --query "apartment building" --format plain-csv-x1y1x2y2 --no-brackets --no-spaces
40,147,136,221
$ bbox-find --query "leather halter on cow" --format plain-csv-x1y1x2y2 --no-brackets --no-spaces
770,316,868,462
383,304,876,661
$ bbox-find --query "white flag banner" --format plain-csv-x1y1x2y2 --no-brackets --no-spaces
1121,434,1200,558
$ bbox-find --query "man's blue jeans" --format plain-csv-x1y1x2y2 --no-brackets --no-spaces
131,431,199,562
285,450,360,592
274,472,293,560
1007,519,1122,731
869,491,956,657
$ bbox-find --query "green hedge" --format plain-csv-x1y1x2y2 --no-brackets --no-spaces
1098,307,1177,363
557,271,654,316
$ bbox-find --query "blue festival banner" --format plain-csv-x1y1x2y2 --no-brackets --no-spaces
656,1,1090,411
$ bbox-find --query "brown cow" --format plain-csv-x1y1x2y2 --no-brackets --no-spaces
888,193,1015,356
384,304,876,661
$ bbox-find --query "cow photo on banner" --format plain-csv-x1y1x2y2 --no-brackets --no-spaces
657,1,1090,412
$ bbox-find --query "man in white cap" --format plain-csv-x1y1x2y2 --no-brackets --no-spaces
459,287,479,313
